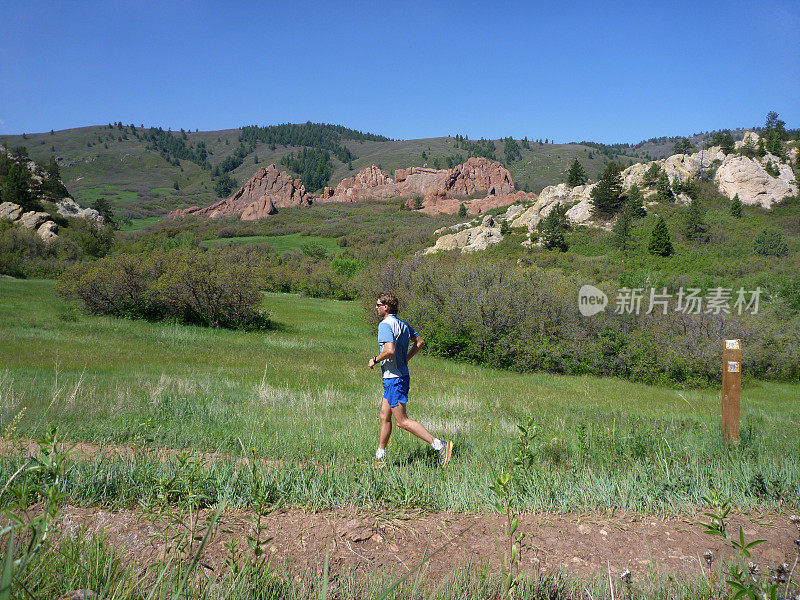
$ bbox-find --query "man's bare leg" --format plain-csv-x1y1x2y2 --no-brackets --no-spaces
378,398,393,451
390,402,434,444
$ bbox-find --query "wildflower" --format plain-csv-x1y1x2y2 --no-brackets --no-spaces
620,568,632,594
748,561,759,582
703,550,714,567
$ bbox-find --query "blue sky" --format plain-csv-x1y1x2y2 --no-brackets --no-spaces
1,0,798,143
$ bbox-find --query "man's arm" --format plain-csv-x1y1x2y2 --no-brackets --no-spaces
407,336,424,362
368,342,395,369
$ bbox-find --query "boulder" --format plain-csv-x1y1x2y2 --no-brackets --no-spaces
425,217,504,254
169,164,310,220
735,131,761,149
56,197,104,223
714,154,798,208
0,202,23,221
510,183,596,229
37,220,58,241
503,203,529,223
19,211,50,230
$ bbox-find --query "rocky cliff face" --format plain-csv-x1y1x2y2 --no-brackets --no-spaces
169,164,311,220
509,183,598,230
714,154,797,208
619,132,797,207
318,165,399,204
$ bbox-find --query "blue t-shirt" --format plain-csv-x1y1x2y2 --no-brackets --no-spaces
378,314,418,379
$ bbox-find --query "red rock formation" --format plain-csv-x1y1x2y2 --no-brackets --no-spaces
444,157,515,197
393,157,514,201
168,158,517,220
168,164,310,220
318,165,399,203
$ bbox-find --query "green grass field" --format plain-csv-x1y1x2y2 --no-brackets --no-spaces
200,233,344,254
117,216,163,231
1,277,799,513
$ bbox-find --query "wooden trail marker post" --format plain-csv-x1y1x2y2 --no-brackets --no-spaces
722,339,741,441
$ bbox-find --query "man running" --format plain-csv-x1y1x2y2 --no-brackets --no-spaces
368,292,452,467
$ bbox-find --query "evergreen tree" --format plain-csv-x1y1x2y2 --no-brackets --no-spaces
567,158,587,187
730,193,743,219
709,131,735,154
673,138,695,154
213,173,237,198
590,162,625,218
655,170,672,201
648,216,673,256
765,111,786,137
611,202,632,253
500,219,512,235
253,154,259,164
643,163,662,188
539,203,568,251
91,197,116,229
626,184,646,217
765,130,784,157
2,163,36,211
682,198,710,243
458,203,467,217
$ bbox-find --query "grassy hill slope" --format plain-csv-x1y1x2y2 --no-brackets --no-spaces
2,125,634,223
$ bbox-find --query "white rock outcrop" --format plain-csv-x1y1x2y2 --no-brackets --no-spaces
715,153,798,208
56,197,103,223
509,183,597,230
37,220,58,241
19,211,50,230
425,214,504,254
0,202,23,221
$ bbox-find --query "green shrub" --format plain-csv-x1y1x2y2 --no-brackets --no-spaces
361,254,800,385
57,248,270,330
753,228,789,256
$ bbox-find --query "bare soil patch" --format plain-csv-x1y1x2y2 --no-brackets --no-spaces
58,504,798,584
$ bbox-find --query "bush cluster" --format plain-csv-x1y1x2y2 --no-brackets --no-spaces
57,248,270,330
0,218,115,278
362,254,800,386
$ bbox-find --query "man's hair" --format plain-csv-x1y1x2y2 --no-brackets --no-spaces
378,292,399,314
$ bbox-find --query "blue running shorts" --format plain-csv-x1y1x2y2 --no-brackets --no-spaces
383,375,410,408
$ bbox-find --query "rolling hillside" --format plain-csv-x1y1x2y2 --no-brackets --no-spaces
2,124,636,223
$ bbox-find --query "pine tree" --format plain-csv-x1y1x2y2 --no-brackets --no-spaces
590,162,625,218
682,198,710,243
673,138,695,154
730,194,743,218
643,163,662,188
91,197,116,228
626,184,646,217
611,202,632,253
540,203,568,251
648,216,673,256
655,170,672,201
567,158,587,187
458,203,467,217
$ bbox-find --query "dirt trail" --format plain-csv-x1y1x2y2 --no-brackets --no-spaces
6,438,799,582
58,504,799,584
